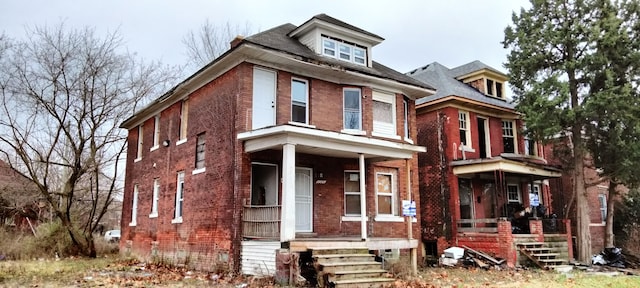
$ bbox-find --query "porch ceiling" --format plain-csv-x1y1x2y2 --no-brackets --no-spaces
237,125,425,161
452,157,562,179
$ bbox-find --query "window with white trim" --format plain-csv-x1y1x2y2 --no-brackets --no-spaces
372,91,396,136
150,178,159,217
194,133,205,170
344,171,361,215
130,184,138,226
174,172,185,221
486,79,505,98
598,194,607,222
403,99,409,139
291,79,308,124
136,125,143,160
502,120,516,153
152,115,160,149
343,88,362,130
376,173,396,216
525,138,538,156
507,184,521,203
528,183,542,205
459,111,471,147
322,36,367,66
179,100,188,141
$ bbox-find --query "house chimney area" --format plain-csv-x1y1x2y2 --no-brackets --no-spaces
230,35,245,49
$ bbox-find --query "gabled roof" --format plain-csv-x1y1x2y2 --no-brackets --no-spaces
407,62,514,109
449,60,506,79
289,13,385,41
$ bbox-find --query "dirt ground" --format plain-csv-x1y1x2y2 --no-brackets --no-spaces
1,257,640,287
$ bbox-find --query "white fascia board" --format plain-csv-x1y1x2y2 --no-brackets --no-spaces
452,160,562,178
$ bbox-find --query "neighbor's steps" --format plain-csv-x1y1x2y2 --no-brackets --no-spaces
312,247,394,288
517,242,568,269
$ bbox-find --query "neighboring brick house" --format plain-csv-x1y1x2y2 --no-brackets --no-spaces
407,61,573,267
0,159,43,230
119,14,434,275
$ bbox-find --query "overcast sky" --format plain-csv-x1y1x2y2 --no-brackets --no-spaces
1,0,531,77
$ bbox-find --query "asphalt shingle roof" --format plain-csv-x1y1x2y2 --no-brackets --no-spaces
407,62,514,109
449,60,506,78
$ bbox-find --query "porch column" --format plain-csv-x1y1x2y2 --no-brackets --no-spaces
359,154,367,240
281,143,296,242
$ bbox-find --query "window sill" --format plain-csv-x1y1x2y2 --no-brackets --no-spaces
176,138,187,146
374,215,405,222
341,216,369,222
589,223,606,227
288,121,316,129
404,137,414,144
192,167,206,175
150,145,159,152
134,157,142,163
171,218,183,224
341,129,366,136
129,222,137,227
371,132,401,140
149,213,158,218
459,146,475,153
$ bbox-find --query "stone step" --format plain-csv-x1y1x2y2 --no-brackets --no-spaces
517,242,545,248
328,269,388,282
320,262,382,274
332,277,395,288
312,247,370,256
531,253,560,259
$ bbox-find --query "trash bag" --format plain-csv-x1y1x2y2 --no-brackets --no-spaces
592,254,606,265
602,247,625,268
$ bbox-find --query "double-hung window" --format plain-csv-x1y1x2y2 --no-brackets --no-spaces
151,115,160,150
150,178,159,217
459,111,471,148
376,173,396,216
403,99,410,140
136,125,143,160
194,133,205,173
343,88,362,131
344,171,361,215
598,194,607,223
507,184,521,203
502,120,516,153
372,91,396,137
525,138,537,156
178,100,188,144
321,36,367,66
291,79,308,124
130,184,138,226
173,172,185,223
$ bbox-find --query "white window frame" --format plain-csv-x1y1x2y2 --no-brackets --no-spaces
525,138,538,156
322,38,336,57
151,114,160,151
344,170,361,216
177,100,188,146
528,183,542,205
321,36,367,66
135,125,143,161
375,172,397,216
372,91,399,139
353,47,366,65
485,78,505,99
598,194,607,223
342,88,362,132
291,78,309,124
403,99,410,141
172,172,185,223
458,110,472,149
502,120,517,154
150,178,160,218
129,184,138,226
507,184,521,203
193,133,206,174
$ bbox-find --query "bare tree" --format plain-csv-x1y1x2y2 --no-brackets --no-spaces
0,23,179,257
182,19,252,69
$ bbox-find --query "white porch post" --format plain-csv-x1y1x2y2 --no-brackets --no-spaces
280,143,296,242
359,154,367,240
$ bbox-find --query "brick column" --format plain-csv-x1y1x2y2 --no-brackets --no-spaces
529,218,544,242
498,218,515,268
564,219,574,261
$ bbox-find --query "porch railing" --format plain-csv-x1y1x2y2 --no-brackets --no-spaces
457,218,498,233
242,204,281,239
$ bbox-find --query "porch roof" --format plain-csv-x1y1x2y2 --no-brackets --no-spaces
451,156,562,179
237,124,425,161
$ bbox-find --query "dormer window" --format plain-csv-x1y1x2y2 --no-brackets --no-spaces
322,36,367,66
486,78,504,98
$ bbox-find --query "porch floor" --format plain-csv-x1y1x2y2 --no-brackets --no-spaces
289,236,418,252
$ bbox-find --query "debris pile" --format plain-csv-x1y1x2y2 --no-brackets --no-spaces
439,246,505,270
592,247,625,268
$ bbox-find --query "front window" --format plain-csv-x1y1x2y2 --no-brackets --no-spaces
194,133,205,170
376,173,396,216
174,172,185,221
372,91,396,136
525,139,537,156
459,111,470,147
344,171,361,215
130,184,138,226
343,88,362,130
502,120,515,153
507,184,521,203
150,178,160,217
291,79,308,124
599,194,607,222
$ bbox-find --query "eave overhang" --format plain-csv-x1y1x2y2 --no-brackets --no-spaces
237,124,426,162
452,157,562,179
416,95,517,117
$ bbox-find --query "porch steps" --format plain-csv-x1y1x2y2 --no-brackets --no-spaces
517,242,568,269
312,247,394,288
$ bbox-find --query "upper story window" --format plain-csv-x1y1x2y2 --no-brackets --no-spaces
136,125,143,161
291,79,309,124
403,99,409,139
152,115,160,150
525,138,538,156
322,36,367,66
486,78,504,98
178,100,188,144
372,91,396,137
343,88,362,131
459,111,471,148
194,133,206,173
502,120,516,153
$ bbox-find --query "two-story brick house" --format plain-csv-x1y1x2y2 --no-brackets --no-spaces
119,14,433,280
408,61,573,267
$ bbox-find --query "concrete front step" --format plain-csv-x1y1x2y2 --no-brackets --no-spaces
333,277,395,288
328,269,388,282
320,261,382,274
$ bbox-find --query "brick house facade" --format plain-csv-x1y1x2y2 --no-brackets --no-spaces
119,14,434,274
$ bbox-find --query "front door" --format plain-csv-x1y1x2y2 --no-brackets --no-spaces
295,168,313,232
252,67,276,130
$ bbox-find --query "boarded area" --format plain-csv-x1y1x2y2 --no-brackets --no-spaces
241,240,279,276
